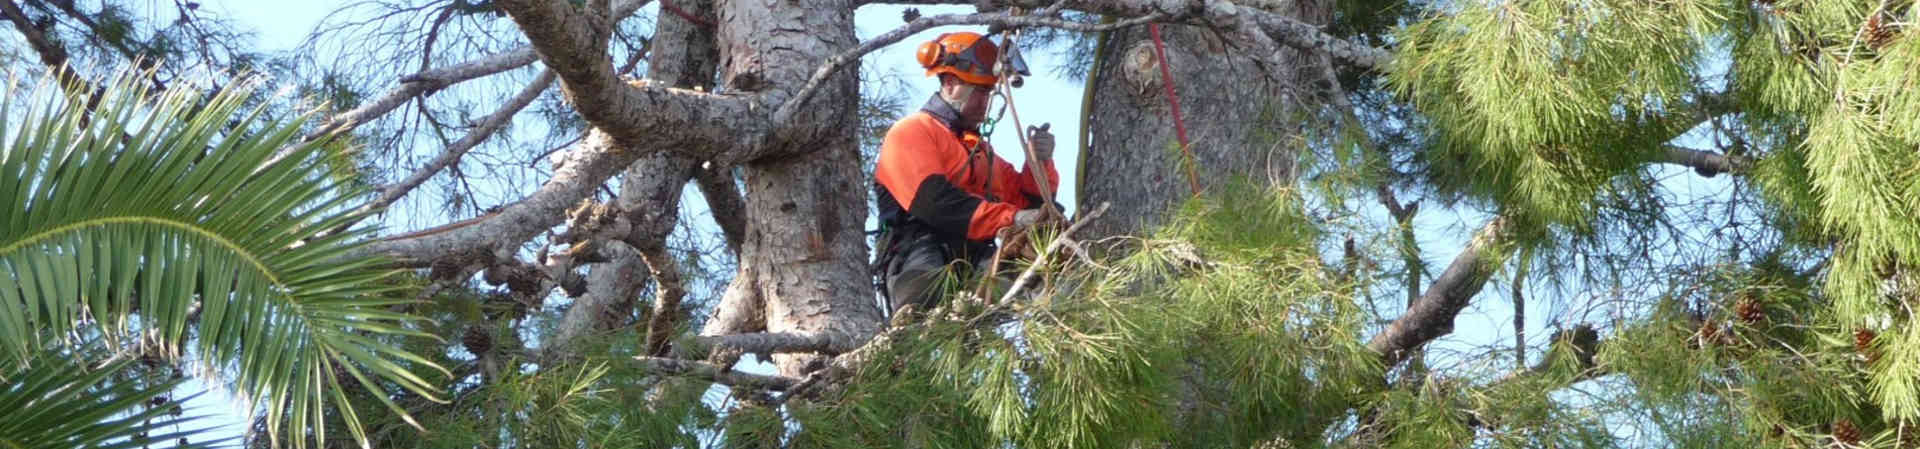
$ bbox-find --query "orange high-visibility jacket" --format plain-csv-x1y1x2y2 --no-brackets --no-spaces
874,97,1057,243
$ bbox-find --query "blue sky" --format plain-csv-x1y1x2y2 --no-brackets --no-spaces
155,0,1744,445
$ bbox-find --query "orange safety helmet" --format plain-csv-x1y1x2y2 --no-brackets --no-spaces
916,32,998,86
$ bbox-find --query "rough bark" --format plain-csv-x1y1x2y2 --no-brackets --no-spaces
704,0,880,377
497,0,768,163
1069,0,1333,437
549,0,718,354
1077,0,1330,240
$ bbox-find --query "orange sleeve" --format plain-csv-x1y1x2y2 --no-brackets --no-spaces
1015,158,1059,201
877,116,1020,242
968,199,1020,241
874,116,960,214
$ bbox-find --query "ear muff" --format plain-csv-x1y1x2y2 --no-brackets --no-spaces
916,33,950,69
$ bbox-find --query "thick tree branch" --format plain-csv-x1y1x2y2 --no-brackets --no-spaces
692,165,746,255
1661,145,1750,177
859,0,1391,71
369,129,641,264
678,331,858,359
550,243,648,351
1367,217,1512,368
640,245,690,356
773,11,1169,127
1243,7,1389,71
1,0,87,92
368,69,556,211
609,155,700,358
635,356,800,390
544,151,697,355
494,0,758,161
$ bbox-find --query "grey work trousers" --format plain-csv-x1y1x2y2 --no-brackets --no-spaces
883,233,979,320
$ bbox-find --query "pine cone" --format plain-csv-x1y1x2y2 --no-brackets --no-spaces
1736,298,1766,324
463,326,494,355
1835,419,1862,445
1867,14,1900,50
1857,328,1881,363
1696,321,1728,347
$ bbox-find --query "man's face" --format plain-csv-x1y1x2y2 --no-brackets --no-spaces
958,82,991,122
941,79,993,127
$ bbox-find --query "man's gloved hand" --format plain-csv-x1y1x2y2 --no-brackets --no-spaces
1026,123,1054,161
1012,208,1046,230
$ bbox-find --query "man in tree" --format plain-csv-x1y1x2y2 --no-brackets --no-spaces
873,31,1058,320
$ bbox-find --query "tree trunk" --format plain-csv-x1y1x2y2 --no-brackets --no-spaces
1079,1,1334,438
1079,1,1331,240
710,0,881,377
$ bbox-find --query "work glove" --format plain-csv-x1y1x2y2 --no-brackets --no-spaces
1026,123,1054,161
1012,208,1047,230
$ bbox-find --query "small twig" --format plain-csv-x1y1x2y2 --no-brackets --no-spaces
997,202,1110,305
365,70,557,213
773,11,1167,127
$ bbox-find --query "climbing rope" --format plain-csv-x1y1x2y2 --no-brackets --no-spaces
660,0,716,29
1147,23,1200,195
994,20,1063,221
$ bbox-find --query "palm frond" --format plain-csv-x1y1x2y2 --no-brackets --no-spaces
0,69,441,448
0,344,230,449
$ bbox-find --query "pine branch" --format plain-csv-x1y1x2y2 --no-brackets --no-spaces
494,0,758,161
1465,324,1608,431
303,0,652,143
1368,216,1512,368
0,0,93,98
772,11,1170,127
1661,145,1750,178
679,332,855,359
634,357,802,390
366,69,556,213
368,129,641,264
996,202,1111,304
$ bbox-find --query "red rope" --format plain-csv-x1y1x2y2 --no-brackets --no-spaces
1148,23,1200,195
660,0,716,29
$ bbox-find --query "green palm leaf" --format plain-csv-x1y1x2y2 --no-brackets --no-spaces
0,70,442,448
0,345,229,449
